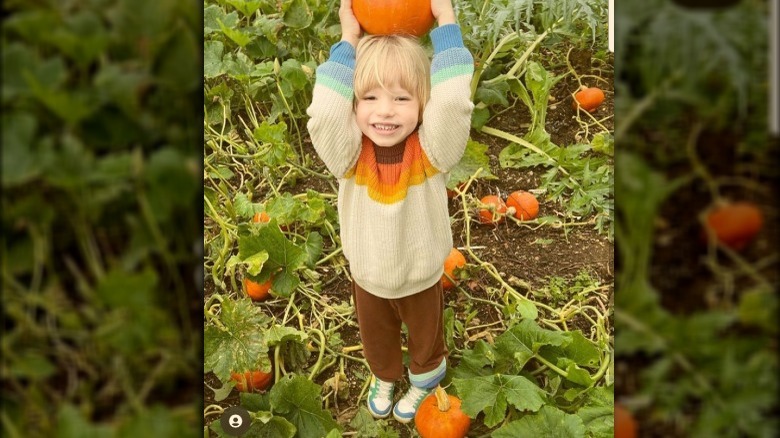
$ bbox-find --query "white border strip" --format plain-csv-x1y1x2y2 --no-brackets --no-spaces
608,0,614,53
771,0,778,135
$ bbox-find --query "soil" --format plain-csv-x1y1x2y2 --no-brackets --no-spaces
204,51,615,437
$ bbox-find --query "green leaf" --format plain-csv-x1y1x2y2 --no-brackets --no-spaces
7,352,56,380
304,232,323,268
243,251,269,276
233,192,255,218
539,331,601,368
451,340,496,379
244,416,297,438
446,139,497,188
204,298,272,381
93,269,173,355
26,77,98,125
349,408,383,437
494,319,569,371
282,0,313,29
56,404,113,438
269,375,340,437
265,325,308,347
557,359,594,386
577,386,614,438
218,18,253,47
452,375,547,427
238,220,308,296
2,43,67,101
117,405,194,438
241,392,272,412
492,405,586,438
204,40,225,78
738,286,778,334
475,80,510,107
280,59,309,91
204,5,233,35
470,106,490,129
52,10,109,68
1,111,44,186
253,120,287,145
225,0,262,18
591,132,614,156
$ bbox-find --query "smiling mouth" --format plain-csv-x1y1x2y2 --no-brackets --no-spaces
372,123,399,133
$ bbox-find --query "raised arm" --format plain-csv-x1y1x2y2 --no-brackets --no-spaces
305,0,363,178
418,0,474,173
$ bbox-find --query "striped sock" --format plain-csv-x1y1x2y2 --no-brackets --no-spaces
409,357,447,389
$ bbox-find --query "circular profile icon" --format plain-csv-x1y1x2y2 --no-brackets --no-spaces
220,406,251,436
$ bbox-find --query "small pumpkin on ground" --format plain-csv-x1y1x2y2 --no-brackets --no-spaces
701,201,763,251
506,190,539,220
615,403,638,438
244,277,273,301
230,369,273,392
441,248,466,290
573,86,605,112
415,386,470,438
478,195,507,224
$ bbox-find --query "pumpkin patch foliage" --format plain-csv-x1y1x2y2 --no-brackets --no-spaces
203,0,613,437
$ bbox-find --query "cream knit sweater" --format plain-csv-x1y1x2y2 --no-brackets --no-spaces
306,24,474,299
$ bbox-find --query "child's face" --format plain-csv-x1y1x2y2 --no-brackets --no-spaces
355,82,420,147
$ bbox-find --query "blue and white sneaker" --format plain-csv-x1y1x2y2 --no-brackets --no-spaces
367,375,394,418
392,385,430,423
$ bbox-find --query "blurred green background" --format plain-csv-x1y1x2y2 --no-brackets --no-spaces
615,0,778,436
2,0,202,436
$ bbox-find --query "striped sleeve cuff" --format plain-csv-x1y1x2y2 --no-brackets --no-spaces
430,23,465,54
329,40,356,68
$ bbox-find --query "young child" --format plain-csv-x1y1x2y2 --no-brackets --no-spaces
306,0,474,423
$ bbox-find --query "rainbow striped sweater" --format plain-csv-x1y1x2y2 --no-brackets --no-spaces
306,24,474,299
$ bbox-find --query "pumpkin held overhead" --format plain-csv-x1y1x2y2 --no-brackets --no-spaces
352,0,436,37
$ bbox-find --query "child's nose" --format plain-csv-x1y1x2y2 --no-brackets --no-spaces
377,99,395,116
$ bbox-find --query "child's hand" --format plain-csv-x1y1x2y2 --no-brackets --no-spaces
431,0,456,25
339,0,362,47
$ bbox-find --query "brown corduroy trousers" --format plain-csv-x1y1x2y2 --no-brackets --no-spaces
351,280,448,382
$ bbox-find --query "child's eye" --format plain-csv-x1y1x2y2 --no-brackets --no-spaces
395,96,411,102
362,95,376,101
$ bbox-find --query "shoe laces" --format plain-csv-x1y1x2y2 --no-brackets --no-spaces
403,385,429,406
373,377,394,400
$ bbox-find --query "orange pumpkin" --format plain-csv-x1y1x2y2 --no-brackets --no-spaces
615,403,638,438
702,201,763,251
415,386,470,438
244,277,273,301
441,248,466,290
253,212,270,223
478,195,507,224
230,370,273,392
352,0,435,37
506,190,539,220
573,86,605,112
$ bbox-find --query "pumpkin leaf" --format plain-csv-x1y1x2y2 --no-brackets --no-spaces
446,139,497,189
451,340,496,379
577,386,614,438
494,319,569,372
539,330,601,368
204,297,272,381
282,0,312,29
238,220,308,297
269,375,341,437
492,405,586,438
452,374,547,428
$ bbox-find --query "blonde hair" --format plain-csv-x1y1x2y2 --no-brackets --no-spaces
354,35,431,119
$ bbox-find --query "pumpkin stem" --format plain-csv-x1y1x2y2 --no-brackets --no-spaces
434,385,450,412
